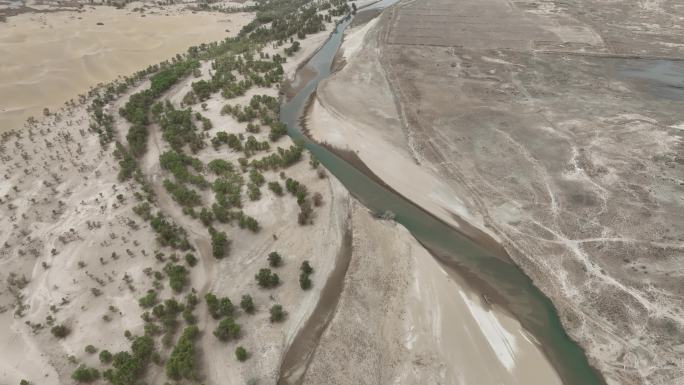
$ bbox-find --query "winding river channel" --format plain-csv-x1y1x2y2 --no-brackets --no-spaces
279,3,606,385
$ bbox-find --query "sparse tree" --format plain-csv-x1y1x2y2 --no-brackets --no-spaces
240,295,255,314
255,268,279,288
50,324,70,338
235,346,249,361
301,261,313,275
299,272,312,290
213,317,241,341
268,251,282,267
270,304,286,323
184,253,198,267
98,349,112,364
71,365,99,382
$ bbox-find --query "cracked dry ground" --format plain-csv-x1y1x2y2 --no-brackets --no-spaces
377,0,684,383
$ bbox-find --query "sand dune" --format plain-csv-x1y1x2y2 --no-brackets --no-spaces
0,7,252,131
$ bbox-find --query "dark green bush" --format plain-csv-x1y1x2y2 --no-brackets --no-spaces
164,263,189,292
99,349,113,364
71,365,100,382
240,295,255,314
268,251,282,267
50,324,69,339
269,304,286,323
213,317,241,341
165,326,200,381
235,346,249,362
255,268,280,288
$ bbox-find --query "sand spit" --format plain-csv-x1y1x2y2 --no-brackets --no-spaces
310,0,684,384
302,202,562,385
0,5,252,132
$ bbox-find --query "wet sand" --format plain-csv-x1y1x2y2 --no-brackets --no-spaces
0,7,252,131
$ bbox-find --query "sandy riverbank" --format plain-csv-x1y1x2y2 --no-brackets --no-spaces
302,201,562,385
0,5,252,132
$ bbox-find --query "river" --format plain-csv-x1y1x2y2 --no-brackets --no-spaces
279,3,607,385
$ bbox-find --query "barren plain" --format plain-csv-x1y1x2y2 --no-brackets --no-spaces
0,1,252,132
309,0,684,384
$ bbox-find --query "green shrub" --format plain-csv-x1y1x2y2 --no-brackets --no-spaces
132,202,152,220
213,317,241,341
247,182,261,201
184,253,198,267
249,169,265,186
163,179,202,207
114,142,137,181
183,308,197,324
240,295,255,314
269,304,286,323
165,326,200,381
186,292,199,308
301,260,314,275
71,365,100,382
84,345,98,354
255,268,279,288
268,251,282,267
150,213,190,250
205,293,234,319
103,335,156,385
99,349,113,364
126,123,148,157
235,346,249,362
238,213,260,232
50,324,69,338
164,263,189,293
268,181,283,196
207,159,234,176
209,227,230,258
299,272,312,290
139,290,158,308
159,150,206,187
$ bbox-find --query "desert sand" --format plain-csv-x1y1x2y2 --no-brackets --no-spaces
0,5,252,132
